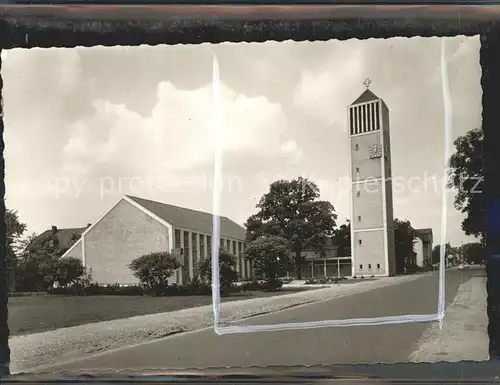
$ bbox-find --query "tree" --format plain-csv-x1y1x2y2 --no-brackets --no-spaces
431,243,455,265
15,251,59,292
56,257,85,288
128,251,181,292
245,177,337,279
244,235,290,288
333,220,351,258
5,210,27,291
448,128,484,242
461,242,485,265
394,218,417,274
15,230,66,292
199,248,237,294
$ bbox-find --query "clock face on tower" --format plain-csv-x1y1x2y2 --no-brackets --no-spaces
368,144,382,159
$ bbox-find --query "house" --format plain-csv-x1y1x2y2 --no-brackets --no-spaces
27,225,88,257
414,228,433,267
61,195,249,286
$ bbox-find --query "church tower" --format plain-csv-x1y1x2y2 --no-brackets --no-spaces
348,79,396,277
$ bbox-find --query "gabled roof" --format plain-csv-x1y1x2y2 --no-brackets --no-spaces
28,227,86,254
126,195,246,240
351,89,380,105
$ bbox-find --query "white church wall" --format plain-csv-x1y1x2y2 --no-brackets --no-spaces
352,179,384,230
353,230,385,276
351,134,383,181
414,236,424,267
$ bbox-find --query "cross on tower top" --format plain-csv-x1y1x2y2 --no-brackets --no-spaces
363,77,372,89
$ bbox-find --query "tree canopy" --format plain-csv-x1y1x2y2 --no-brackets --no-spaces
5,209,27,290
245,177,337,278
333,220,351,258
199,248,238,294
394,218,417,273
460,242,485,265
448,128,484,241
244,235,290,287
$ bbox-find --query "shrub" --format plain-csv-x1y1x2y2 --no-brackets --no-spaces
260,278,283,291
280,277,293,284
239,280,262,291
56,257,85,288
199,248,238,295
244,235,290,289
128,251,181,293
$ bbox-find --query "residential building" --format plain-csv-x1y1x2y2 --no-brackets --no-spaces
61,195,249,286
27,225,88,257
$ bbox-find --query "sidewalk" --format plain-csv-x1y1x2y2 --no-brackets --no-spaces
11,272,431,374
409,275,488,362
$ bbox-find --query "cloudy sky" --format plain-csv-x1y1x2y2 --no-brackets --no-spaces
2,36,481,247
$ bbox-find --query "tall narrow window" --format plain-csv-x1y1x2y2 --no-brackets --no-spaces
356,167,360,173
357,216,361,222
362,104,367,133
360,264,363,270
350,107,354,135
356,106,362,134
375,102,380,131
371,102,376,131
355,144,359,151
366,103,371,132
359,239,362,245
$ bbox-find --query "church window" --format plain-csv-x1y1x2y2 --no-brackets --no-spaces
377,264,380,269
355,144,359,151
357,216,361,222
356,167,360,173
359,264,363,270
350,108,354,135
358,239,362,245
368,264,372,269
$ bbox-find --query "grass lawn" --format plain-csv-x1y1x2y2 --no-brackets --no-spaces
8,288,310,336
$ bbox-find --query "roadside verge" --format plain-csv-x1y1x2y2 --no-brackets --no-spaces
409,275,488,362
11,273,431,373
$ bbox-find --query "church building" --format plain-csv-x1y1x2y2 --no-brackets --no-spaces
348,80,397,277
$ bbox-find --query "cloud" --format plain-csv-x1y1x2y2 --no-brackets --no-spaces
62,80,297,184
292,44,365,127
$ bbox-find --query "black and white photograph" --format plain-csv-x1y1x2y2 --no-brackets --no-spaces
1,35,484,372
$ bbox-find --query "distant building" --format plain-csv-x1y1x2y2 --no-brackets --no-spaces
27,225,87,257
62,195,248,286
414,228,433,267
292,237,352,279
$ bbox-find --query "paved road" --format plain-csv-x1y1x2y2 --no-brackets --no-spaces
42,269,482,371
